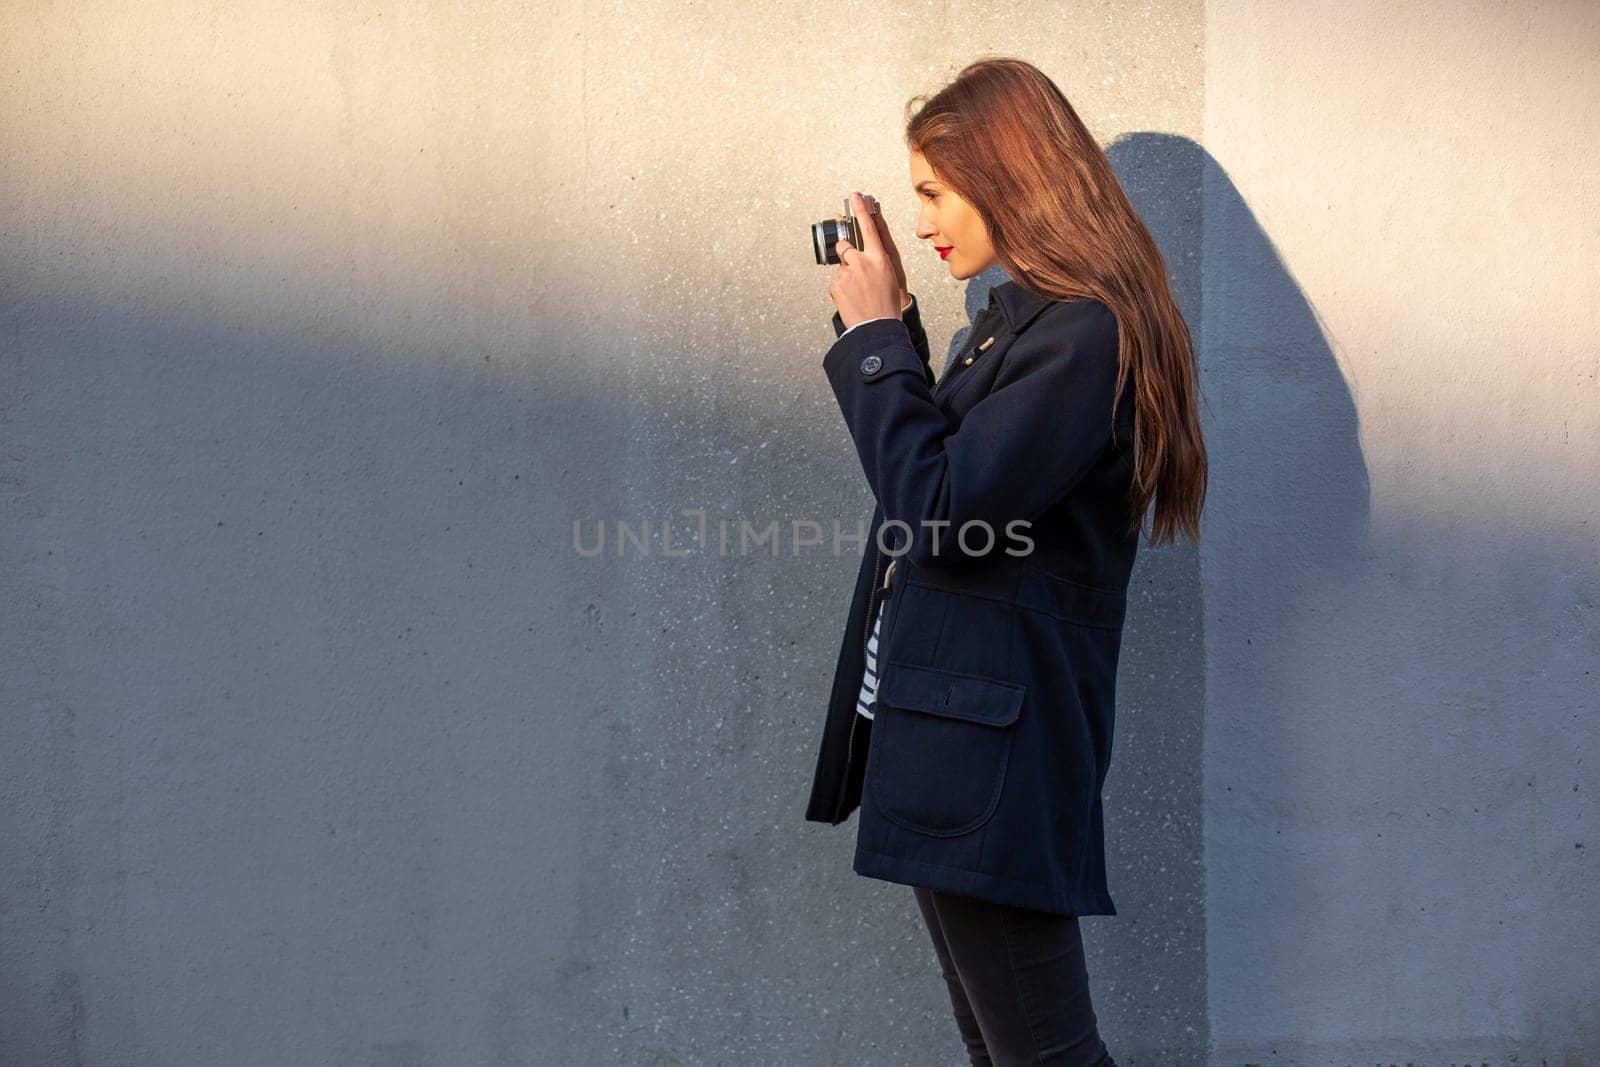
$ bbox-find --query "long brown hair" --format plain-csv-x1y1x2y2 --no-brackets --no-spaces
905,57,1207,545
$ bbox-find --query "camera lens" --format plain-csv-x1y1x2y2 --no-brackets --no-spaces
812,216,848,265
812,208,862,266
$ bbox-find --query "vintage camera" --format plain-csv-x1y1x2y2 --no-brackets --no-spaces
811,194,878,265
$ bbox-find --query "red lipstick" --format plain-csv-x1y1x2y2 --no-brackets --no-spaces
935,245,953,260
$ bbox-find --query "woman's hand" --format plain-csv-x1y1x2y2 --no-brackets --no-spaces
828,192,906,330
866,193,911,304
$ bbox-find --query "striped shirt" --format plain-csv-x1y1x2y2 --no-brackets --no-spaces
856,596,888,719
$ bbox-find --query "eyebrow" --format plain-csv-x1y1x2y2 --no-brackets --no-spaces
914,180,942,193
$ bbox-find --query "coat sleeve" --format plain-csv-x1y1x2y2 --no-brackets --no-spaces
833,293,933,388
822,298,1121,570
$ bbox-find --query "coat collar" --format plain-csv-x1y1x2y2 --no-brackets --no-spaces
987,278,1057,333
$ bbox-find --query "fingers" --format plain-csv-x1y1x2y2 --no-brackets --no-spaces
850,192,883,253
834,237,855,265
859,193,901,276
874,209,897,250
857,198,905,289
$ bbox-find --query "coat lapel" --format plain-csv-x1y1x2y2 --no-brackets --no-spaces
934,279,1058,410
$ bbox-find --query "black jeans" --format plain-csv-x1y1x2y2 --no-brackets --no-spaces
913,886,1116,1066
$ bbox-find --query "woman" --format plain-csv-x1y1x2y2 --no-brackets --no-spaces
807,58,1208,1066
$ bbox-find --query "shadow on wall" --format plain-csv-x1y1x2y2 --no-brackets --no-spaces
1103,134,1598,1064
1072,131,1367,1059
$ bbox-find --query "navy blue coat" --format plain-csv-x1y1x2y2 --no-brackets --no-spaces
805,279,1138,917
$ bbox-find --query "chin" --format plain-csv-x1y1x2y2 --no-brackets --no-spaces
946,255,996,281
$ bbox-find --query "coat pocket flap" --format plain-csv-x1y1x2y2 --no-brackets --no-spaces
877,662,1025,728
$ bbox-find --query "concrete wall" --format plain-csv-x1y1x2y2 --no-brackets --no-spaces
1199,2,1599,1062
1,2,1593,1064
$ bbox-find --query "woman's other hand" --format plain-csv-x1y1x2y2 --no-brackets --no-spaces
828,192,906,331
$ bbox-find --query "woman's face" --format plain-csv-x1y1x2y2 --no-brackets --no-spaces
909,149,999,280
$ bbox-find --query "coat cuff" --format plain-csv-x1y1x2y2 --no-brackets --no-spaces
821,317,925,386
832,293,918,339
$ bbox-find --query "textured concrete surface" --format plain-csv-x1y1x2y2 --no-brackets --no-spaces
1199,3,1599,1063
1,2,1593,1065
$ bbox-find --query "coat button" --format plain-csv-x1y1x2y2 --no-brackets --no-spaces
860,354,883,375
